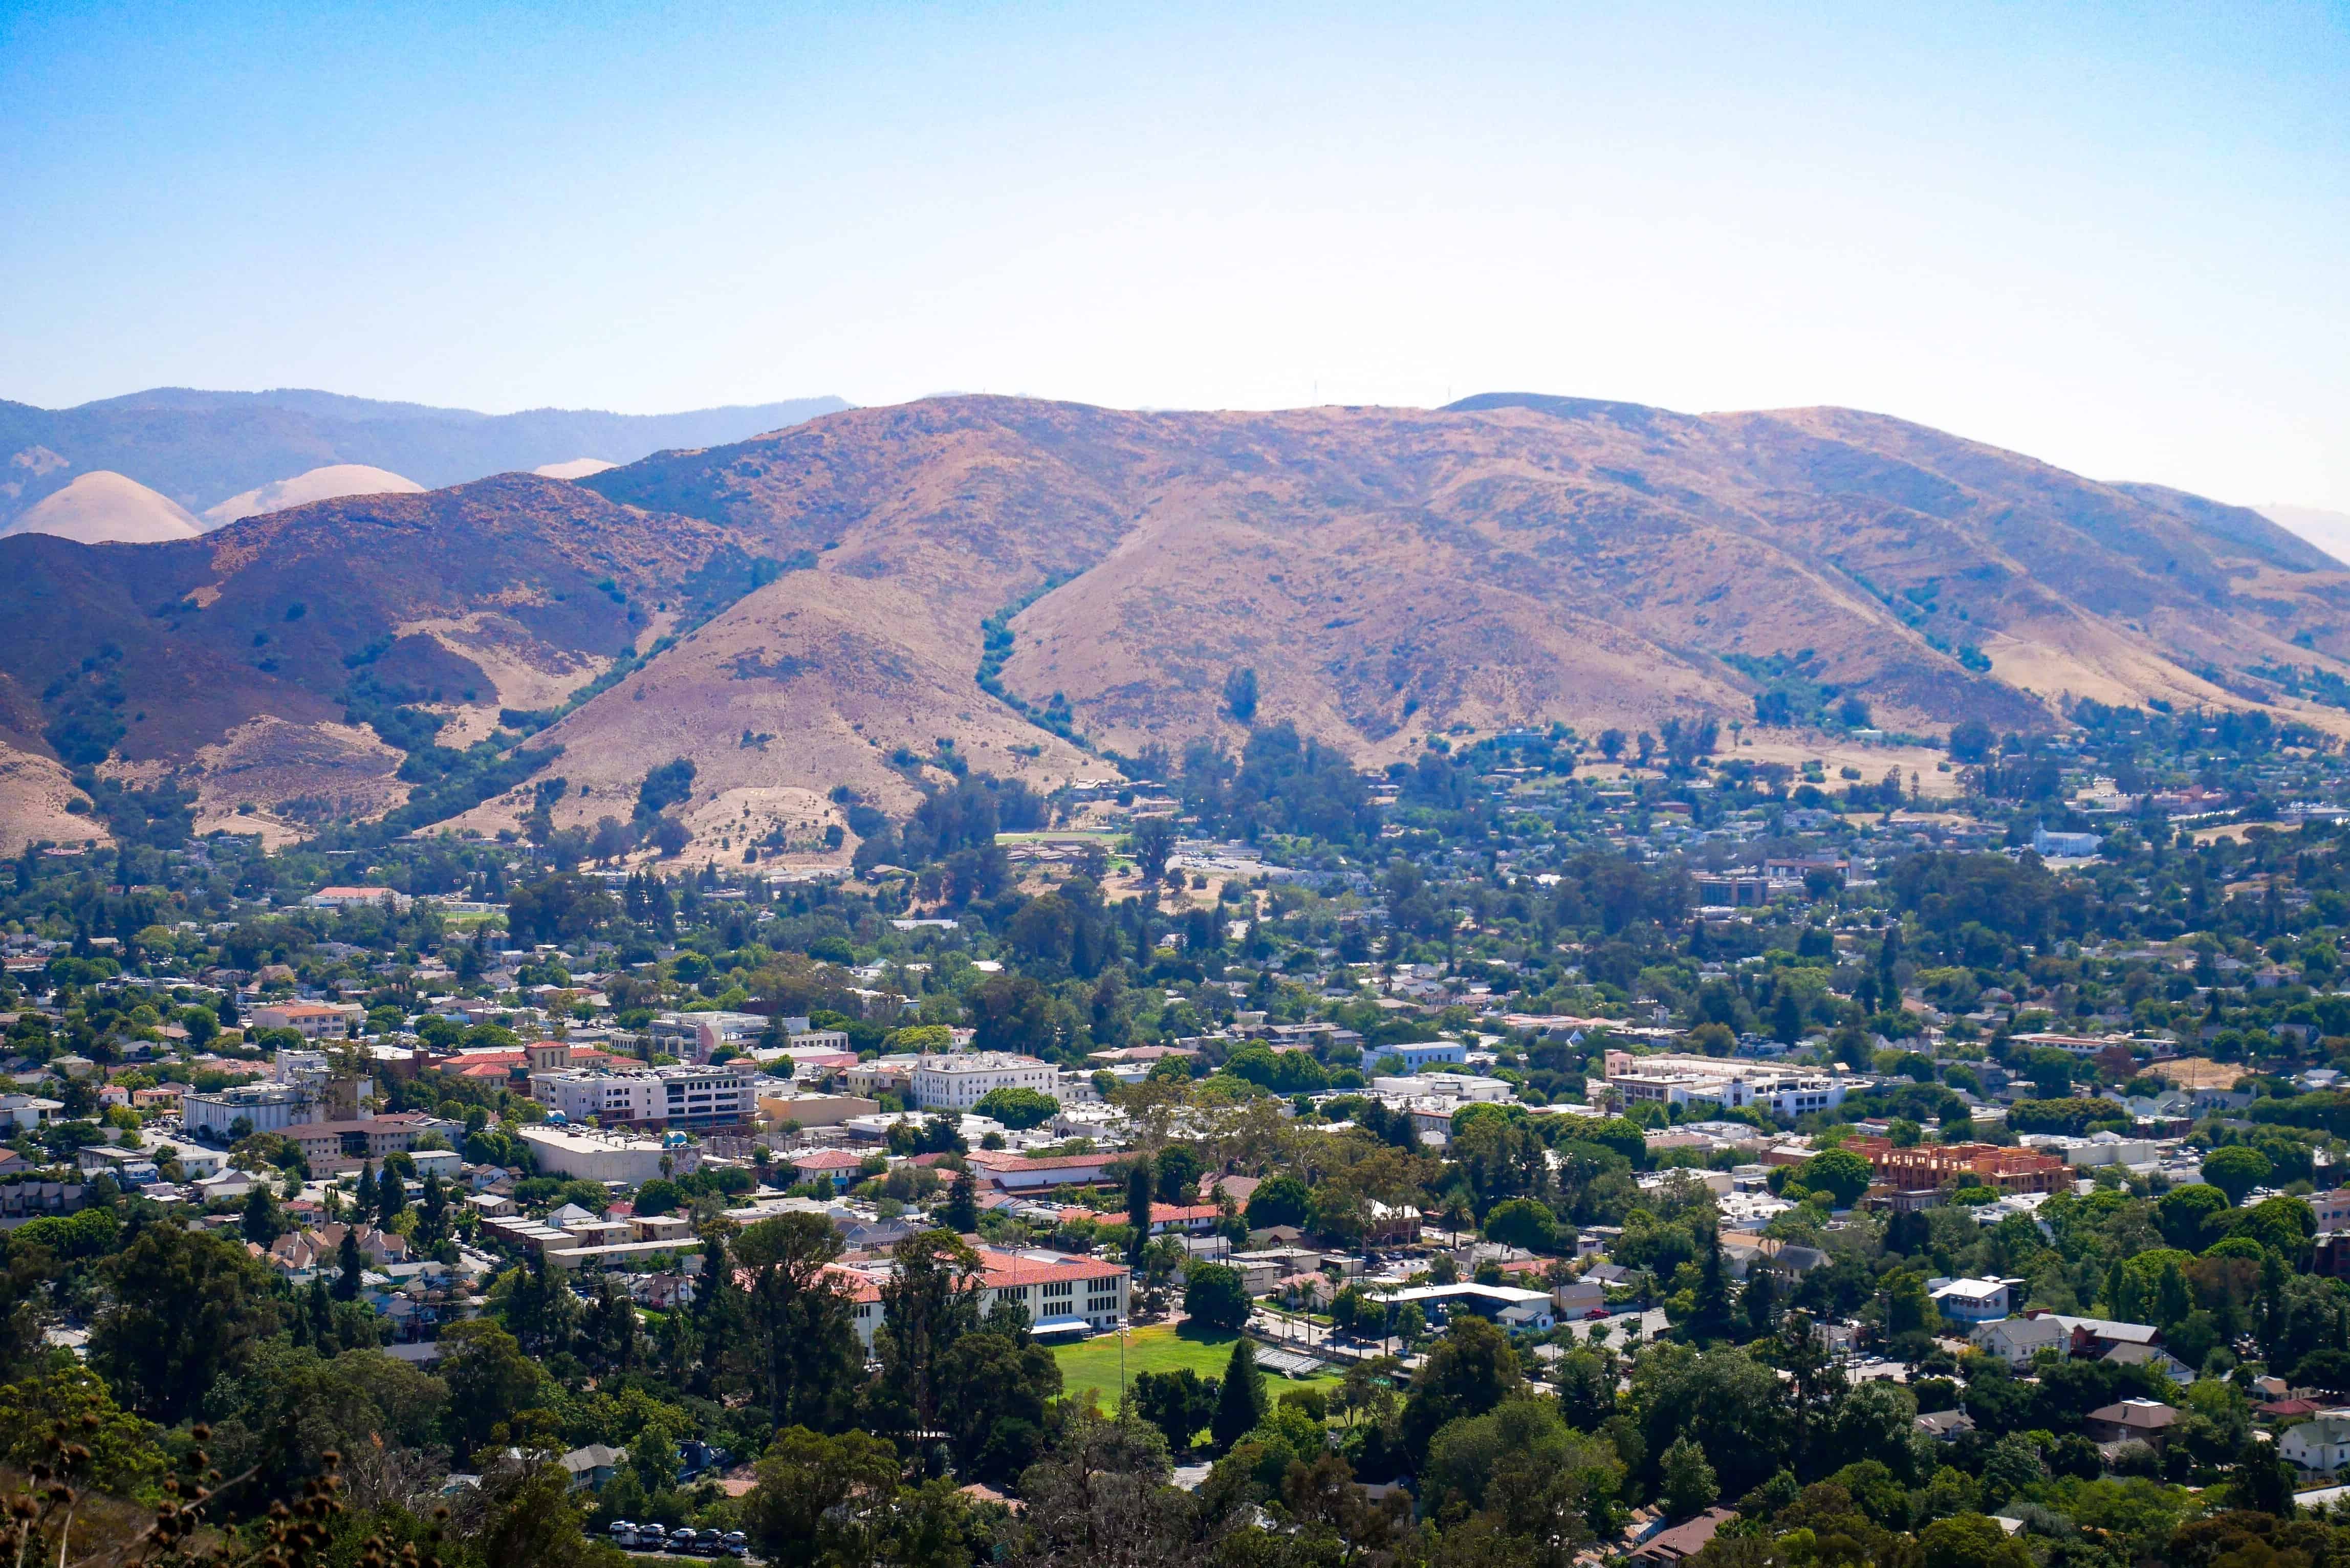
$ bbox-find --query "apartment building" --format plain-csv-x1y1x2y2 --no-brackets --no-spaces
1843,1136,2071,1195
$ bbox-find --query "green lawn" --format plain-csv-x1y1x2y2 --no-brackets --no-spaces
1053,1323,1343,1409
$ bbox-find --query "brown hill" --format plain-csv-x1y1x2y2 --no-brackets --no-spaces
582,396,2350,768
3,393,2347,852
0,473,736,836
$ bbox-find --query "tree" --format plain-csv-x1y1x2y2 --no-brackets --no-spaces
1130,817,1177,887
1919,1512,2034,1568
1690,1226,1737,1343
1223,667,1259,723
937,1319,1064,1485
1183,1262,1251,1332
995,1408,1190,1568
452,1459,614,1568
1659,1436,1718,1518
91,1223,280,1424
975,1086,1061,1129
1154,1145,1202,1206
1977,1431,2044,1510
334,1224,364,1300
2156,1184,2231,1249
1212,1337,1268,1450
1947,720,1995,765
1800,1148,1873,1208
0,1364,165,1498
1129,1368,1217,1455
742,1425,905,1568
1772,986,1804,1044
241,1183,282,1246
876,1229,984,1432
940,1168,980,1233
1401,1316,1523,1463
732,1213,865,1433
1245,1173,1312,1230
2203,1145,2273,1205
1127,1160,1156,1250
437,1318,544,1459
1482,1196,1560,1253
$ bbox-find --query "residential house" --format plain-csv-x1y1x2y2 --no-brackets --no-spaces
1628,1509,1736,1567
559,1445,628,1491
1971,1314,2070,1366
2283,1412,2350,1473
2102,1341,2196,1386
2084,1399,2180,1450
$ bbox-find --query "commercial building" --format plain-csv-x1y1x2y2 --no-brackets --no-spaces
649,1011,769,1064
527,1060,763,1129
517,1125,701,1185
182,1083,318,1140
911,1052,1059,1112
284,1113,439,1171
1377,1281,1556,1334
1601,1050,1849,1118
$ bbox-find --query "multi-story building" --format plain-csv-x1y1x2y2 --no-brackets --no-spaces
649,1011,769,1064
823,1245,1130,1347
250,1002,366,1041
1843,1136,2071,1195
528,1060,762,1129
182,1083,318,1140
1601,1050,1848,1118
912,1052,1059,1112
285,1113,439,1170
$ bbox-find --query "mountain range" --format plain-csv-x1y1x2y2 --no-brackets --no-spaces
0,387,851,528
2,390,2345,855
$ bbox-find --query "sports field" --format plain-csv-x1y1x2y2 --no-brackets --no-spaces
1053,1323,1343,1408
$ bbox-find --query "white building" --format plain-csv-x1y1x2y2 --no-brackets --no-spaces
1969,1313,2069,1366
182,1083,318,1140
1377,1041,1468,1073
517,1125,701,1185
249,1002,365,1041
528,1060,761,1128
1928,1276,2021,1324
1372,1073,1514,1102
2282,1412,2350,1473
303,886,413,913
1601,1050,1848,1118
648,1011,770,1064
912,1052,1059,1112
825,1245,1129,1347
0,1094,62,1130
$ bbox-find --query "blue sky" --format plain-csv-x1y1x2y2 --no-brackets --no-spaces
3,2,2346,509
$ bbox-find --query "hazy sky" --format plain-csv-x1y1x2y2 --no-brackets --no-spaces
4,2,2347,509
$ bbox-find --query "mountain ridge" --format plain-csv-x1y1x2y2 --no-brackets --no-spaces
2,391,2346,854
0,388,852,525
